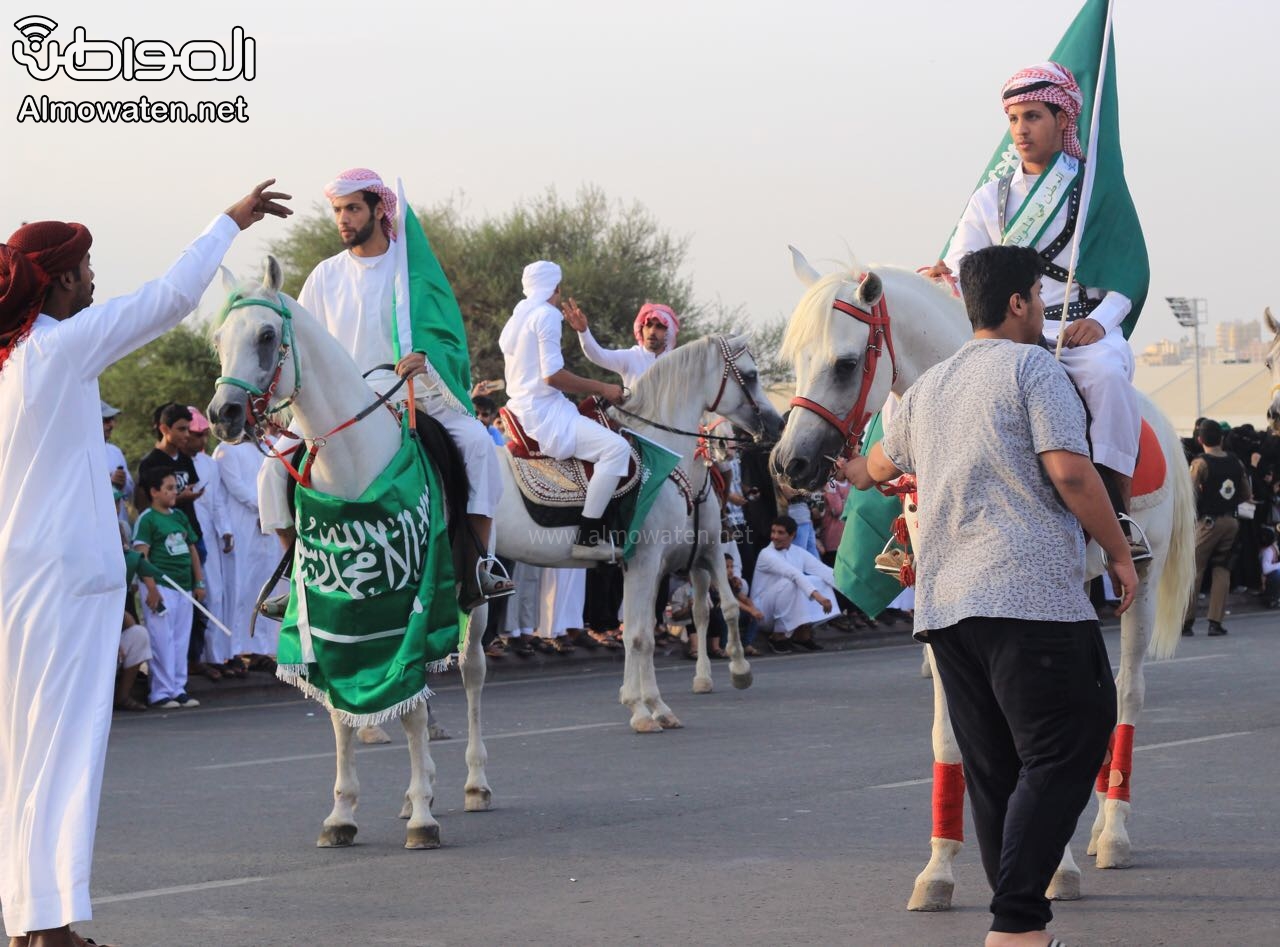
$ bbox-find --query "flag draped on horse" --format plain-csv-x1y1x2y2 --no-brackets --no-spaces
838,0,1147,617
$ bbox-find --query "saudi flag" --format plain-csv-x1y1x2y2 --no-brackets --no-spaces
392,179,475,413
833,414,906,620
619,431,683,561
940,0,1149,338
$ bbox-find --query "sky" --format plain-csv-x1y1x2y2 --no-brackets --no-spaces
5,0,1277,358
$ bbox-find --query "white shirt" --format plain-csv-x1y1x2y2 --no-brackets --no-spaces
943,160,1131,338
1262,545,1280,578
577,329,656,389
499,301,579,456
753,542,834,599
299,249,397,374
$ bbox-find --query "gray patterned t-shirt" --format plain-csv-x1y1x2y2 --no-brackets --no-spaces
881,338,1096,635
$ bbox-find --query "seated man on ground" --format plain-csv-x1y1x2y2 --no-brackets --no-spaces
751,515,835,652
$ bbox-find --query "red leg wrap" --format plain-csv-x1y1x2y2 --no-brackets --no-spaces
1095,729,1116,794
932,761,965,841
1106,723,1135,803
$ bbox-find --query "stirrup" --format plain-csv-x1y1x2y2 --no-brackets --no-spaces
874,536,908,577
259,591,290,620
476,556,515,600
1114,513,1153,565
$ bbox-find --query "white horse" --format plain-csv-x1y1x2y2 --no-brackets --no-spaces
208,258,492,850
492,334,784,732
1265,307,1280,430
771,251,1195,909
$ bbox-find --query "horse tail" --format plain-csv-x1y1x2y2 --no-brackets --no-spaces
1149,412,1196,660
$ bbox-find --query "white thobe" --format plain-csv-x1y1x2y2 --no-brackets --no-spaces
577,330,656,389
0,214,239,936
538,567,585,639
103,440,133,540
296,249,501,516
191,451,233,664
214,440,280,656
750,542,837,636
943,160,1140,474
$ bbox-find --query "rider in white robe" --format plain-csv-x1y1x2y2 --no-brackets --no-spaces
498,261,632,560
751,515,838,638
0,181,288,940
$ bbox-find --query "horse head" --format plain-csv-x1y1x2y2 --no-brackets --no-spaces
207,255,297,443
704,333,785,445
771,246,896,491
1266,307,1280,430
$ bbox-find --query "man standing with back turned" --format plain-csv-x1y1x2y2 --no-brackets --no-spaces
0,180,290,947
847,245,1136,947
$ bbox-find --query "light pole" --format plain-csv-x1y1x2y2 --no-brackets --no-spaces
1167,296,1207,422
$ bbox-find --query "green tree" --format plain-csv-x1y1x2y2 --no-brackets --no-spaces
99,322,220,467
268,185,706,385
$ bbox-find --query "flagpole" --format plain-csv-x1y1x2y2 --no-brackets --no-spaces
1055,0,1116,361
162,574,235,638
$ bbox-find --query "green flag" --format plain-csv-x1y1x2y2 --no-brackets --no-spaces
832,413,906,620
619,432,683,561
394,179,475,413
940,0,1149,337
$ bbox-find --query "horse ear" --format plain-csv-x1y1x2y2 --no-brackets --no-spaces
219,265,237,294
857,271,884,308
263,256,284,294
789,246,821,288
1266,306,1279,336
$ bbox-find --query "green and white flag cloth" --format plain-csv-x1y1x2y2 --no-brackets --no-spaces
833,413,905,620
618,431,683,561
940,0,1149,337
277,425,461,726
393,179,475,413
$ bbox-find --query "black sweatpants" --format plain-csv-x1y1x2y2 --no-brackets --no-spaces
928,616,1116,934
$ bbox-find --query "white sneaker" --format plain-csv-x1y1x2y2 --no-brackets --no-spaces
174,693,201,708
151,699,180,709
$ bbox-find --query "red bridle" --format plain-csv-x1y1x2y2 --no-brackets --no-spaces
788,291,898,460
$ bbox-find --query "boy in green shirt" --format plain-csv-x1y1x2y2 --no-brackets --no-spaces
132,468,206,709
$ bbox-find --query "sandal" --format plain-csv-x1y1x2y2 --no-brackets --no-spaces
510,637,534,657
193,662,222,683
708,647,728,659
113,696,148,712
589,629,622,650
743,645,761,657
222,660,249,679
549,637,576,655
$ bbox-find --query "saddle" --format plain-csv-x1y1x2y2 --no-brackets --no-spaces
499,401,643,529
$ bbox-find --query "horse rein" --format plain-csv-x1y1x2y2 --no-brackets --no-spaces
788,287,899,463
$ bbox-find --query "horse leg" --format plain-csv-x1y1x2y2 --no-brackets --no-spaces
689,567,714,695
317,711,360,847
908,646,964,912
459,604,493,812
619,569,665,733
1047,844,1082,901
712,551,752,690
1092,591,1149,869
401,702,442,849
920,644,932,679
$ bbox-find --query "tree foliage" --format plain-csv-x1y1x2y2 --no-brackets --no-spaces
267,186,710,385
99,322,220,465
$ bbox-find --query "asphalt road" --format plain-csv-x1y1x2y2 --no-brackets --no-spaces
79,609,1279,947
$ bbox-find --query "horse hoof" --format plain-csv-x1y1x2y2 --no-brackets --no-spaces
398,799,412,820
464,787,493,812
692,676,713,694
405,824,442,849
731,670,753,690
1094,835,1131,869
428,724,452,741
906,879,953,912
1046,869,1081,901
317,824,358,848
631,716,664,734
357,725,392,745
655,713,683,730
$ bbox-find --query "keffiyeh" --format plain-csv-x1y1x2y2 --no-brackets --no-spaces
1002,61,1084,159
324,168,398,241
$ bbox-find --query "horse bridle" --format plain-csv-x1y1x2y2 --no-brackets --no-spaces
788,289,898,462
611,336,767,443
214,291,300,433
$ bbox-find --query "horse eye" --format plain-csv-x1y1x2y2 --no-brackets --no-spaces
741,370,758,384
834,356,859,379
257,328,276,346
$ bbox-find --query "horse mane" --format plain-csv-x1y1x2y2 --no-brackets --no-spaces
624,336,718,422
779,263,965,363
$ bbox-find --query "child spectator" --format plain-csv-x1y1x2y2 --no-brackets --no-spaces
133,468,205,709
1261,526,1280,609
724,552,765,656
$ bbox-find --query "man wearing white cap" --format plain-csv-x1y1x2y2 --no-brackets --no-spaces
499,261,631,559
282,168,510,600
101,399,132,540
930,62,1147,560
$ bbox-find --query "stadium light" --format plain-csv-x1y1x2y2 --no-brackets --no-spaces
1166,296,1206,421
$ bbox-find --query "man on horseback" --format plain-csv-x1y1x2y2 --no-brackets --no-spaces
293,168,511,600
564,300,680,388
498,261,631,560
928,62,1149,561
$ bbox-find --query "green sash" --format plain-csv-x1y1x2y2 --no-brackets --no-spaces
277,428,461,726
1000,152,1079,250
